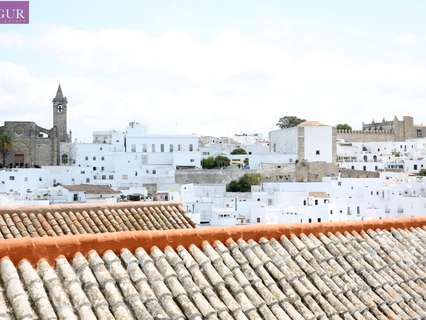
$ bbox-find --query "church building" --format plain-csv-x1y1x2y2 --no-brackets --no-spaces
0,85,71,168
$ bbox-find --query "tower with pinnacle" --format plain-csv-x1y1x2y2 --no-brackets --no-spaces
52,84,70,143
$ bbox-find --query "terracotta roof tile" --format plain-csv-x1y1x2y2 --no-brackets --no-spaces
0,218,424,318
0,201,195,239
62,184,121,194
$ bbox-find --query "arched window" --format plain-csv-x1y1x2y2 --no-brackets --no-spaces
61,154,68,164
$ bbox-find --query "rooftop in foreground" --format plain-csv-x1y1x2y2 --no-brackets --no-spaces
0,217,425,319
0,201,195,239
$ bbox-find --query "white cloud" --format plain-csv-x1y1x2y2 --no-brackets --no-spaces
0,33,25,48
1,26,426,141
394,33,418,46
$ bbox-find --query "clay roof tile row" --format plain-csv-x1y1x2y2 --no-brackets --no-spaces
0,201,195,239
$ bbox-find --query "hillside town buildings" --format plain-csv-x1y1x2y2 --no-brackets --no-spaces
1,86,426,228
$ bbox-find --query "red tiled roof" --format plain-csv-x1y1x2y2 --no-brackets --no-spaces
0,217,425,319
0,201,195,239
61,184,121,194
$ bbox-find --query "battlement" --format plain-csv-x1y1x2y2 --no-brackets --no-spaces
337,129,393,135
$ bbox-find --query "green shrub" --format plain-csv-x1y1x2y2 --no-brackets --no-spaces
226,173,262,192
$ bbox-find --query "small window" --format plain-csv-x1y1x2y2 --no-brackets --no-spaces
61,154,68,164
189,144,194,152
178,144,182,151
85,156,89,161
102,175,106,180
316,150,320,155
39,178,42,182
101,156,105,161
93,167,97,171
314,200,318,205
303,200,307,206
93,156,96,161
308,218,312,223
109,175,114,180
317,218,321,222
256,217,261,223
161,144,165,152
152,144,156,152
143,144,147,152
9,176,14,181
131,144,136,152
169,144,174,152
86,178,90,183
152,170,156,174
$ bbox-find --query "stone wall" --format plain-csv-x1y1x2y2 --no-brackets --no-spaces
339,168,380,178
258,164,296,182
295,161,338,182
176,161,384,184
0,121,58,167
175,168,249,184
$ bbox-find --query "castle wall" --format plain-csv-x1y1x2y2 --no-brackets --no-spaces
337,130,396,142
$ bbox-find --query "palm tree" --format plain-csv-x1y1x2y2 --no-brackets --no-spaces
0,133,12,168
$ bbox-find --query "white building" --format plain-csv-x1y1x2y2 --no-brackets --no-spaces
50,184,121,203
168,172,426,227
269,121,335,163
125,122,201,169
337,138,426,173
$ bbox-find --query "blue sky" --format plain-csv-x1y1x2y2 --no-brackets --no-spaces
1,1,426,140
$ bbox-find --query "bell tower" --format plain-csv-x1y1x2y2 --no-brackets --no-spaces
52,84,69,142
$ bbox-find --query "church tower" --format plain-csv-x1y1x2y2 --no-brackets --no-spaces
52,84,69,142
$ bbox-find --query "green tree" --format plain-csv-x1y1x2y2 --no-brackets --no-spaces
276,116,305,129
418,169,426,176
230,147,247,155
0,133,12,168
226,173,262,192
392,150,401,157
201,156,217,169
336,123,352,131
201,155,231,169
214,155,230,168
